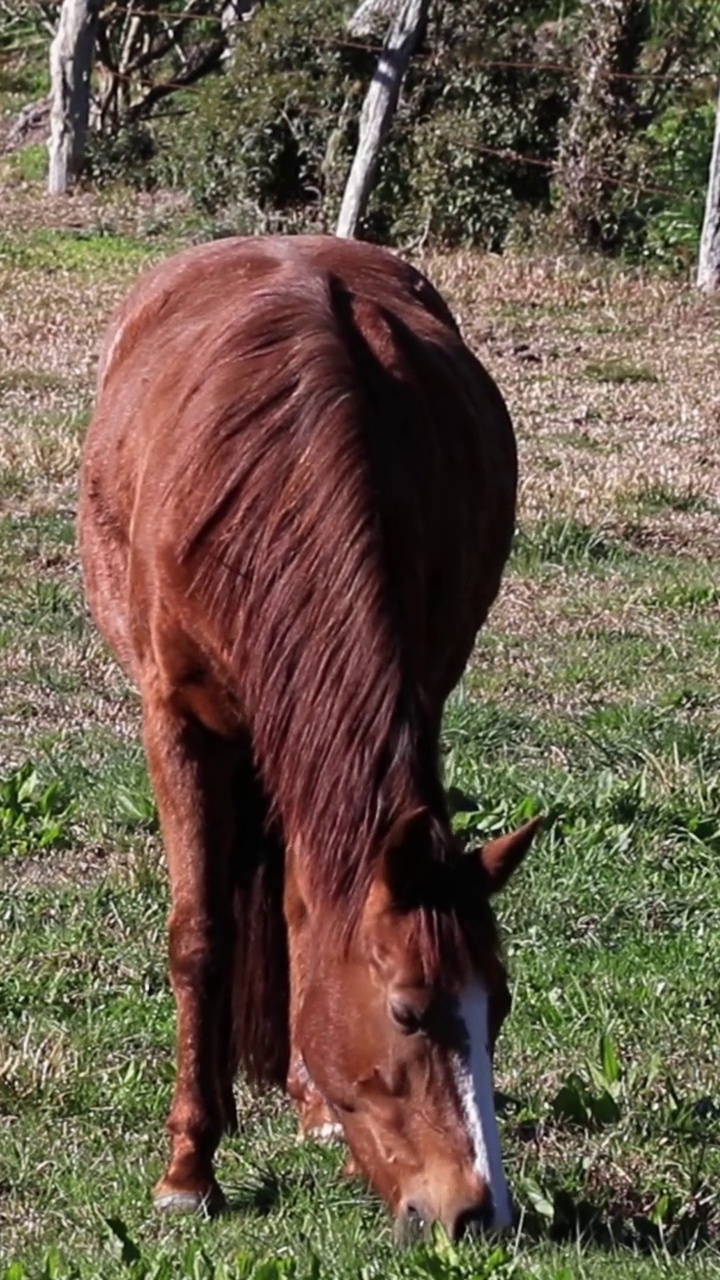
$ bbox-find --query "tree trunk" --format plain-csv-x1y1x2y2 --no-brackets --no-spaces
48,0,99,195
336,0,429,239
697,79,720,293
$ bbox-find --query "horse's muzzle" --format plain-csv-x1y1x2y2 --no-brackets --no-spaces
394,1193,498,1245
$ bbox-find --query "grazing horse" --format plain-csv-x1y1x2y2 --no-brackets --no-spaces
79,235,540,1242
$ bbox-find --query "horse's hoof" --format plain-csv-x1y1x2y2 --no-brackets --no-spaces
153,1183,225,1217
299,1120,345,1145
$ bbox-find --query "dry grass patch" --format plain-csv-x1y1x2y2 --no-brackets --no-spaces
1,186,718,549
420,250,720,554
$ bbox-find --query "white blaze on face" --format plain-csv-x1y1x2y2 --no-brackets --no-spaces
454,983,512,1232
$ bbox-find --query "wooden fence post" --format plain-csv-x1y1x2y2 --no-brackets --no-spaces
697,78,720,293
336,0,429,239
48,0,99,195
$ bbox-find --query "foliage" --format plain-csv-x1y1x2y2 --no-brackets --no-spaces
26,0,720,262
639,98,717,268
85,121,158,190
117,0,572,246
0,761,72,855
115,781,159,831
142,0,363,232
0,1,50,52
554,0,720,256
0,1239,525,1280
93,1,226,133
359,0,571,247
555,0,652,250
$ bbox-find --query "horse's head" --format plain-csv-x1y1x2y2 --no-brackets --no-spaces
293,810,540,1242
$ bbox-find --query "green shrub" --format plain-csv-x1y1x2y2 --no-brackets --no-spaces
150,0,366,233
85,122,158,190
119,0,571,247
640,99,716,269
368,16,569,247
552,0,720,261
84,0,719,264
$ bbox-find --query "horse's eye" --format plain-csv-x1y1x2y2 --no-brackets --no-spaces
389,996,424,1035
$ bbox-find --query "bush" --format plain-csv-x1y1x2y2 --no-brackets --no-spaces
553,0,720,260
367,2,571,247
639,98,716,269
85,0,719,265
116,0,572,248
149,0,367,233
85,121,158,190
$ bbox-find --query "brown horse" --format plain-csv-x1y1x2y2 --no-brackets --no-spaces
79,235,540,1242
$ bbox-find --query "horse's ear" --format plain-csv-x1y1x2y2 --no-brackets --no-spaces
477,816,542,894
377,807,432,907
364,809,432,970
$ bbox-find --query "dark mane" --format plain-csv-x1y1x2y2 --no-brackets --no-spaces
158,249,511,942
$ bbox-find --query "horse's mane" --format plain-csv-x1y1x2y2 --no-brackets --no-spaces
151,244,509,949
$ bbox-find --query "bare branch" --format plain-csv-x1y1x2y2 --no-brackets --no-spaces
126,34,225,120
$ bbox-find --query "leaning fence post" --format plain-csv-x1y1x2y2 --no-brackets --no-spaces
48,0,99,195
336,0,429,239
697,78,720,292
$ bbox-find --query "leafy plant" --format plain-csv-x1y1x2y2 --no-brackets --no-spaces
0,761,72,855
109,0,572,249
548,1036,625,1133
104,1220,325,1279
403,1229,517,1278
115,783,158,832
146,0,362,232
639,99,717,269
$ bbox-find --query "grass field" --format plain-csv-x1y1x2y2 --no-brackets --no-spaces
1,146,720,1279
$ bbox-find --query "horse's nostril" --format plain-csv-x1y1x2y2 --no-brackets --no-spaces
451,1198,495,1241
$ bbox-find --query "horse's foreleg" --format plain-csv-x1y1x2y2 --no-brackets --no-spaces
142,696,237,1214
284,864,344,1145
287,1050,344,1145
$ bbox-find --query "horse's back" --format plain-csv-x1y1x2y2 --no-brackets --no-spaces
80,236,516,722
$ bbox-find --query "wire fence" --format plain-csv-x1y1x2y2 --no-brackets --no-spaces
15,0,720,86
7,0,714,212
462,143,692,204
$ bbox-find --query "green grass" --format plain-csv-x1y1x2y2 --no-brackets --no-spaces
3,142,47,182
552,431,610,456
583,361,658,385
510,520,629,573
0,35,48,117
3,507,719,1278
0,229,158,274
630,485,710,517
1,191,720,1279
